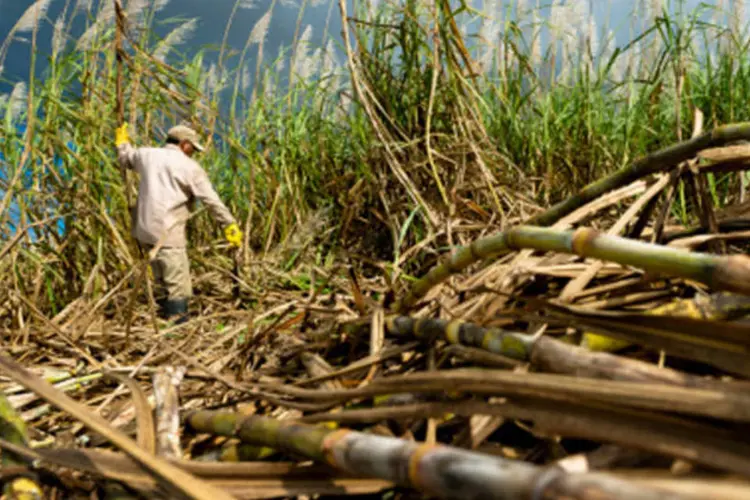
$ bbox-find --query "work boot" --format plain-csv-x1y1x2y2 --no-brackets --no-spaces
160,298,189,325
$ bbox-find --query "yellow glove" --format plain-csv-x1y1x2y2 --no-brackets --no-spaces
115,123,130,147
224,223,242,248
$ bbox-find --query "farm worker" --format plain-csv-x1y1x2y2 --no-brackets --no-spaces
115,123,242,323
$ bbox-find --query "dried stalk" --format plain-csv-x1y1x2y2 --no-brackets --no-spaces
396,225,750,311
186,410,682,500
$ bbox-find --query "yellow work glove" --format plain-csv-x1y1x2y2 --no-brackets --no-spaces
224,223,242,248
115,123,130,147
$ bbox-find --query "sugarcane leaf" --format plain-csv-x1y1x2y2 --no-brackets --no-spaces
0,355,236,500
0,440,392,498
534,300,750,376
103,371,157,455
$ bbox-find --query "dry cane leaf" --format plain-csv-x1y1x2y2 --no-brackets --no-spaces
104,371,157,455
153,366,187,459
0,355,236,500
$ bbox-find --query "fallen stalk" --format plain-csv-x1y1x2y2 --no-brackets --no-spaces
296,398,750,477
584,291,750,352
0,355,236,500
395,225,750,311
0,438,390,499
252,368,750,423
527,122,750,227
384,315,723,388
185,410,684,500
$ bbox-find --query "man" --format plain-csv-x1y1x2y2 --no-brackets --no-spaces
115,123,242,323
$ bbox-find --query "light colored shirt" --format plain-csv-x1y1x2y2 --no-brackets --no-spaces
118,143,235,248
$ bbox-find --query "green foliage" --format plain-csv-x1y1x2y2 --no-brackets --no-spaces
1,0,748,320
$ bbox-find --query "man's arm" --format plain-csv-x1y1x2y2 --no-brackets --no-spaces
189,166,236,227
117,143,140,171
115,124,139,171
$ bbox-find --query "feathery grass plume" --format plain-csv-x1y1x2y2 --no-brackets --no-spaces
515,0,527,16
126,0,151,30
528,2,542,71
153,19,198,62
335,88,351,120
644,0,664,23
203,62,220,96
309,46,323,77
368,0,382,21
732,0,746,42
8,82,28,123
478,0,501,74
321,39,337,80
0,94,8,111
240,65,251,93
548,0,572,81
249,10,272,45
713,0,731,55
76,1,117,50
154,0,171,11
602,29,626,81
551,0,589,82
262,69,276,101
0,0,53,70
51,14,66,60
280,0,299,7
714,0,726,25
239,0,259,7
548,0,565,44
75,0,93,12
8,0,52,34
738,0,747,24
292,25,314,84
273,44,286,74
641,0,665,73
581,16,599,77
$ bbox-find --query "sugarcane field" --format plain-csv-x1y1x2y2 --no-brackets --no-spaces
7,0,750,499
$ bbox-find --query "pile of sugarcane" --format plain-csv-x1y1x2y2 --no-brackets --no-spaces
6,123,750,499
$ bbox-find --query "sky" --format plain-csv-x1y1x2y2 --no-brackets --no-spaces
0,0,344,93
0,0,719,94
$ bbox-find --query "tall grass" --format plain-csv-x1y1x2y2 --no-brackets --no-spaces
0,0,748,323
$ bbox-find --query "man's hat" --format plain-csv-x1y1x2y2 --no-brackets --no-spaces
167,125,205,152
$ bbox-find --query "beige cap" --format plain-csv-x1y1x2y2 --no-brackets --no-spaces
167,124,205,152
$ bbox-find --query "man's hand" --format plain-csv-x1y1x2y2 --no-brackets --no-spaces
115,123,130,146
224,223,243,248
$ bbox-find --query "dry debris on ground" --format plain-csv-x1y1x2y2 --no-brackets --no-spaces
6,124,750,499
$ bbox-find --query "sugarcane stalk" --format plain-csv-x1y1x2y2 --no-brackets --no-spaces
0,394,43,499
584,291,750,352
385,316,720,387
8,373,103,409
528,122,750,227
219,442,275,462
395,225,750,311
113,0,133,212
152,366,185,459
397,124,750,312
185,410,684,500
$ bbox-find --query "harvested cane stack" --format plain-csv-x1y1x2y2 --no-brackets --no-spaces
5,122,750,499
7,0,750,495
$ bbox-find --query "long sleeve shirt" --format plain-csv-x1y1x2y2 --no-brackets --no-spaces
118,143,236,248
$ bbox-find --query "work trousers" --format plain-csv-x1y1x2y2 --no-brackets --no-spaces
142,246,193,301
